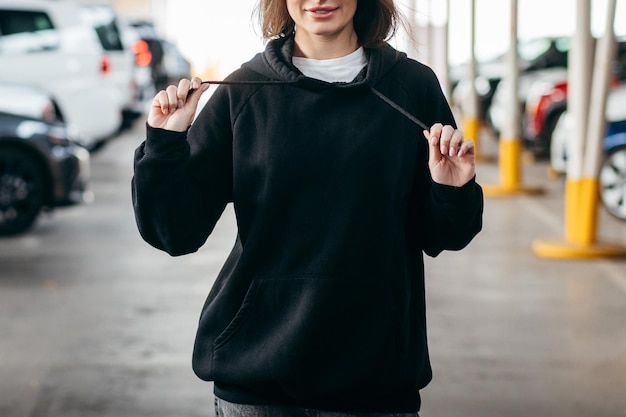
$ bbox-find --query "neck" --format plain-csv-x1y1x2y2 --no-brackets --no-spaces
293,30,360,60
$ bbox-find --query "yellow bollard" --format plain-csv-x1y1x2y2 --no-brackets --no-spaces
482,139,545,196
578,177,600,244
564,178,583,243
500,139,521,189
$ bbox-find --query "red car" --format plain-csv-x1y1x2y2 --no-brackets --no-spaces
524,80,568,155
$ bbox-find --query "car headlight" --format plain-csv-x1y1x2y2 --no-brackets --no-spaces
16,120,48,139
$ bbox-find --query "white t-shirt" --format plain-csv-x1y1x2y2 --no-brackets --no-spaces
292,47,367,83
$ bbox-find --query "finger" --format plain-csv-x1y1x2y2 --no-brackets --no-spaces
186,83,209,110
152,90,170,114
166,85,180,113
438,125,455,156
185,77,209,100
177,78,192,102
457,139,475,157
448,129,464,157
427,123,443,147
424,127,442,164
190,76,203,88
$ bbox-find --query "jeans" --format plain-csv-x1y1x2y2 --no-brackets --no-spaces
215,397,419,417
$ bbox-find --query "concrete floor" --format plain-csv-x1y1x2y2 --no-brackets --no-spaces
0,120,625,417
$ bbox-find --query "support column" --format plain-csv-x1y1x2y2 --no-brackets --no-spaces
533,0,626,259
482,0,544,196
462,0,483,160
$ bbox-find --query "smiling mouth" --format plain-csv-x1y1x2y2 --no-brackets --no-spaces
306,7,339,15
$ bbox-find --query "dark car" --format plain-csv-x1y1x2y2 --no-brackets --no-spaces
125,19,192,96
0,85,91,235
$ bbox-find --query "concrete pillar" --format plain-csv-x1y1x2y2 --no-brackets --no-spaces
533,0,626,259
564,0,594,243
497,0,523,190
577,0,618,244
481,0,544,197
462,0,481,158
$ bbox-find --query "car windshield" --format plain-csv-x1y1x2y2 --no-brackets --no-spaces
0,10,59,54
0,10,54,35
519,37,570,62
79,6,123,51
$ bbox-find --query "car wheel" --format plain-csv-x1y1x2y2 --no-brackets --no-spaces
0,148,47,235
599,145,626,221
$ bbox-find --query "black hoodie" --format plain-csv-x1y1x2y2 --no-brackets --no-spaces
132,35,483,413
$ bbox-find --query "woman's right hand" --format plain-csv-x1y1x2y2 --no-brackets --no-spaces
148,77,210,132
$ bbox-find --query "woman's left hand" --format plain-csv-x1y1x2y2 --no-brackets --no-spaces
423,123,476,187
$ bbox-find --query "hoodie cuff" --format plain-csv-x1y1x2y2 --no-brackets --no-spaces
431,176,480,212
144,123,190,156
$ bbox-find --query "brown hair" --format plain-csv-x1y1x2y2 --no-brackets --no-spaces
255,0,404,48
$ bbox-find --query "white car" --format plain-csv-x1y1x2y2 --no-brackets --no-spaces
78,4,141,126
0,0,123,149
488,67,568,137
550,83,626,175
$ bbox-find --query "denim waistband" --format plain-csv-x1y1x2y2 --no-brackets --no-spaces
215,397,419,417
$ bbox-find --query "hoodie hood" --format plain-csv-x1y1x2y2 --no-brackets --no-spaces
240,34,408,91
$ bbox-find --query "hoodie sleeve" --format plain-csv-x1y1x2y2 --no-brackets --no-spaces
410,66,484,257
131,91,233,256
409,138,483,257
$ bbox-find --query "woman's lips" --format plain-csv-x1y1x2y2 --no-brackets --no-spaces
305,6,339,18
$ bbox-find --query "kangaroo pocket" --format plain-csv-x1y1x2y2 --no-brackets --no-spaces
209,274,406,401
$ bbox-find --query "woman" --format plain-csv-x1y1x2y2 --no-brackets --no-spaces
132,0,483,416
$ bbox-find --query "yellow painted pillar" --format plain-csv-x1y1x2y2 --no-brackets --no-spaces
533,0,626,258
482,0,543,196
564,179,583,242
578,179,600,243
499,139,522,189
463,0,489,161
463,116,481,156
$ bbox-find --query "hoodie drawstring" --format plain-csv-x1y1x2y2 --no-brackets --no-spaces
189,80,431,131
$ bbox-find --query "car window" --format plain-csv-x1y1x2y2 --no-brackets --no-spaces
94,20,123,51
0,10,53,34
79,7,124,51
0,9,59,54
518,38,551,62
